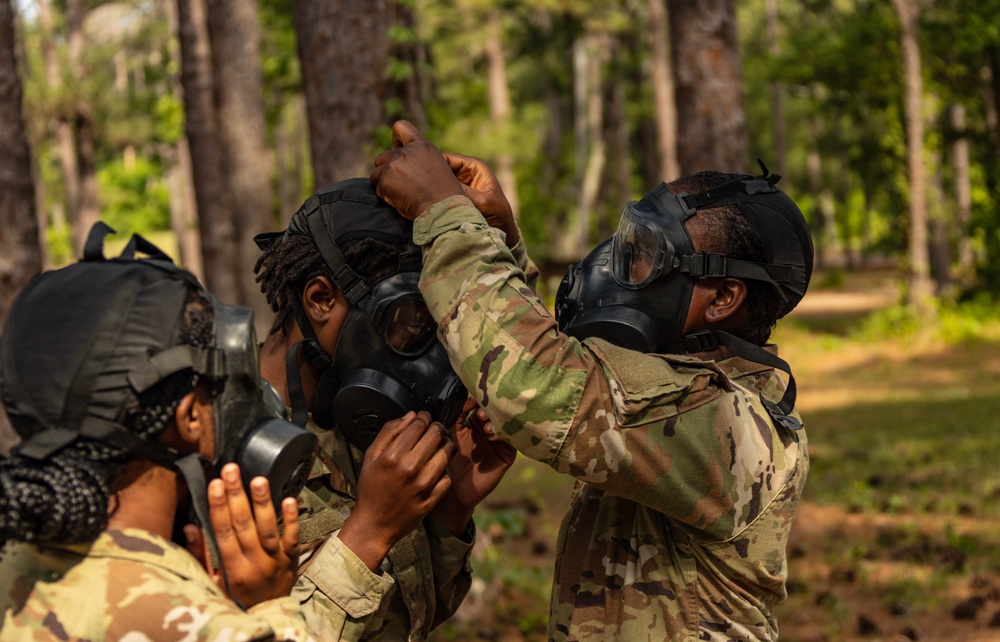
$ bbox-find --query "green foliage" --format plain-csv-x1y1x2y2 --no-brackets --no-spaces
97,156,171,236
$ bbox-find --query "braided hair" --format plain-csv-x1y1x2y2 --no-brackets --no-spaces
254,234,406,336
0,290,214,548
668,171,784,346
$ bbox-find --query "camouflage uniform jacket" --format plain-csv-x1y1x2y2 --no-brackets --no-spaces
0,527,314,641
413,196,810,642
292,415,474,641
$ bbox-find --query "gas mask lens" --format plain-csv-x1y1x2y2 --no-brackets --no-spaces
383,296,437,356
612,204,672,288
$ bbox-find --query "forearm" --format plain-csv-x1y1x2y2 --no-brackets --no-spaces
423,517,474,629
415,197,598,469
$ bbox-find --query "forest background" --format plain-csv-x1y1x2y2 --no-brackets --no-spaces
1,0,1000,640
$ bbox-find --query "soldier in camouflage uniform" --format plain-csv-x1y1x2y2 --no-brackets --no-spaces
253,179,516,641
0,227,333,640
371,121,814,641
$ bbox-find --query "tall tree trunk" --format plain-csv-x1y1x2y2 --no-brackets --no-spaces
36,0,78,248
0,0,41,320
163,0,202,280
950,103,973,286
667,0,748,173
765,0,787,179
65,0,99,255
646,0,679,181
561,34,608,261
205,0,273,320
0,0,42,453
892,0,933,312
168,136,203,280
292,0,392,186
484,10,519,221
927,145,949,295
176,0,241,301
276,95,307,223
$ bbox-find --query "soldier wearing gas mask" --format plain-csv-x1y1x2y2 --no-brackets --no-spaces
372,121,814,642
254,179,516,640
0,224,324,639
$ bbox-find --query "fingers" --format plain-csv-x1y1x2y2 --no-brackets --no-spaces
280,497,300,559
249,477,280,555
367,411,417,460
391,120,425,148
385,410,435,453
220,464,260,553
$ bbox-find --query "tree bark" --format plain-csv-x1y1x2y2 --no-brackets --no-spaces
0,0,42,320
646,0,679,181
667,0,748,173
205,0,273,320
0,0,42,453
292,0,392,186
891,0,934,312
176,0,241,301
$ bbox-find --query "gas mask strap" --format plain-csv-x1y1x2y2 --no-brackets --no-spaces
174,452,247,611
285,336,333,427
682,330,802,439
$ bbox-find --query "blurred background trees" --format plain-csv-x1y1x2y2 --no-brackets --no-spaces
2,0,1000,315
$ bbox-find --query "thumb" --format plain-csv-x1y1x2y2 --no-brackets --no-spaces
391,120,426,148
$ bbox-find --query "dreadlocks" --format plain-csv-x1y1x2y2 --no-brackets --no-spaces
255,234,407,336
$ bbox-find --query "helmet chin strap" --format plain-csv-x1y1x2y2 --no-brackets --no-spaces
285,304,337,428
666,329,803,439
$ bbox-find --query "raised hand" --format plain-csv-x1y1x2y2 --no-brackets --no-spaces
184,463,300,608
337,410,457,570
443,152,520,249
431,398,517,537
370,120,464,220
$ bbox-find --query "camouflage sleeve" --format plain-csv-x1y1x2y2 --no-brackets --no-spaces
101,562,314,641
293,533,395,642
414,197,797,539
424,517,474,629
508,229,540,291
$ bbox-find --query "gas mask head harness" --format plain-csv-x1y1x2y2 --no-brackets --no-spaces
556,165,813,435
0,222,317,601
254,178,467,451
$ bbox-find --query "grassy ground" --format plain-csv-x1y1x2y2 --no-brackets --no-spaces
434,267,1000,641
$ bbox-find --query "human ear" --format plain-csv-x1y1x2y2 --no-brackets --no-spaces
705,277,748,323
174,390,202,446
301,276,338,324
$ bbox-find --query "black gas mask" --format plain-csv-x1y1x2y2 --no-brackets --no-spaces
556,166,814,434
1,223,317,557
255,178,467,451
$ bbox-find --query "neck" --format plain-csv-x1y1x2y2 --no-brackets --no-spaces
260,327,317,409
105,459,183,539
